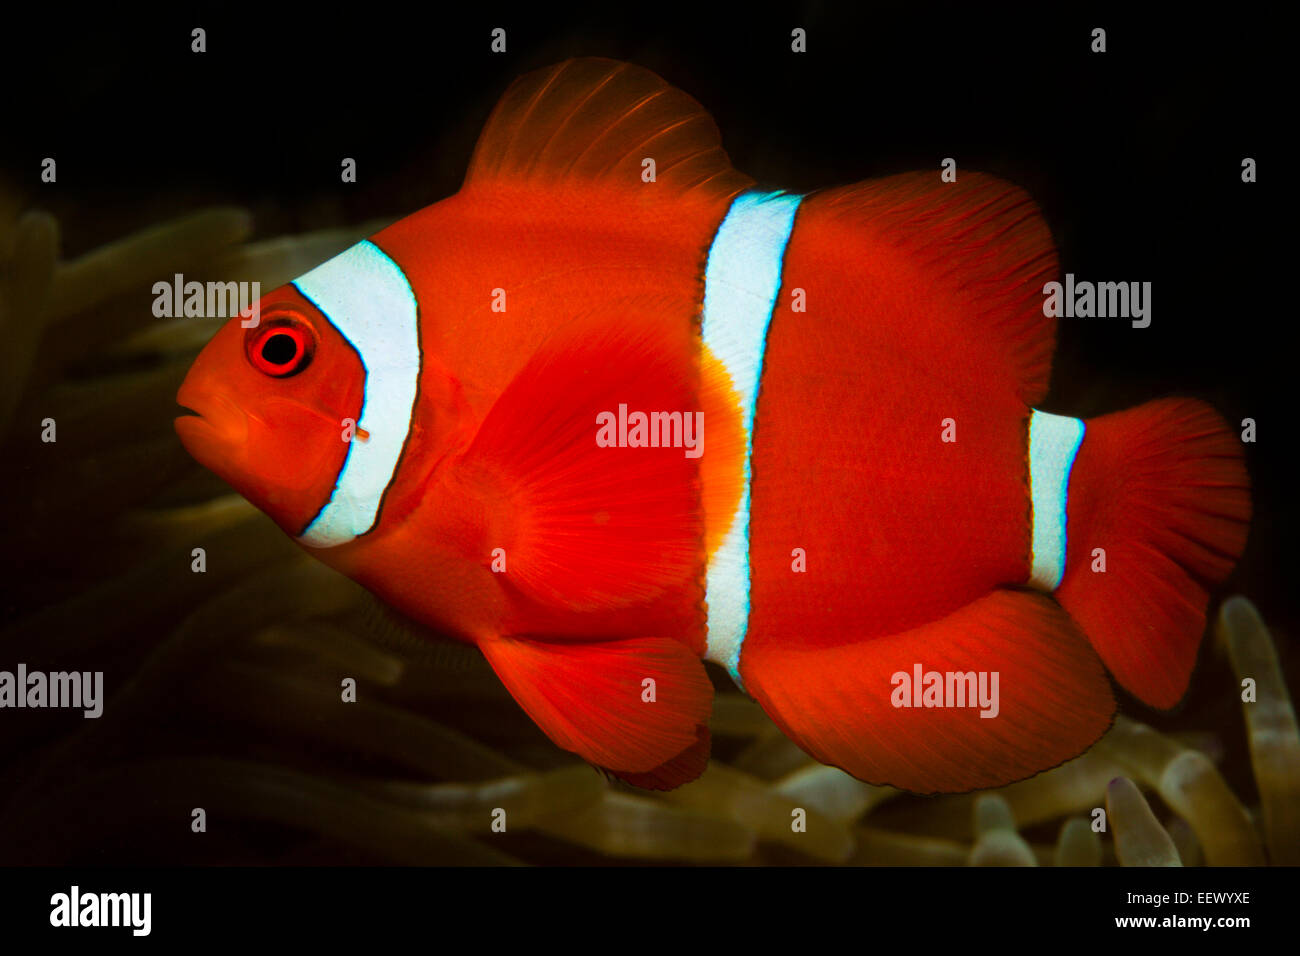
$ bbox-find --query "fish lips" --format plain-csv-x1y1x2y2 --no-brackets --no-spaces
175,385,250,475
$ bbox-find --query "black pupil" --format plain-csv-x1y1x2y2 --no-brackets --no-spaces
262,333,298,366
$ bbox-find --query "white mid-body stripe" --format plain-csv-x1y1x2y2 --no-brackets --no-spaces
700,190,803,688
1026,409,1086,591
292,240,421,548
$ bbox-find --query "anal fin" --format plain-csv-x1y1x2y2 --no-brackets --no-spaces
740,589,1115,794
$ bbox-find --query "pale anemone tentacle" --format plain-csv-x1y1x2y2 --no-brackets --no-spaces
663,763,854,863
1217,596,1300,864
1053,818,1102,867
1106,776,1182,866
968,794,1037,866
1093,715,1266,866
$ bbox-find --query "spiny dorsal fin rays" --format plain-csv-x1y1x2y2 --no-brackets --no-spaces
463,57,753,202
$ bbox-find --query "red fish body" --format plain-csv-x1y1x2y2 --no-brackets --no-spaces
176,59,1251,792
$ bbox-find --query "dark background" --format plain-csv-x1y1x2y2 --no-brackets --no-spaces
0,2,1291,867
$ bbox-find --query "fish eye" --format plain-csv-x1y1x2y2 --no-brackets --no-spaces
247,317,315,377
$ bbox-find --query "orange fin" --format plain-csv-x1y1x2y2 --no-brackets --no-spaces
464,57,753,202
740,590,1116,794
818,172,1059,405
605,725,711,791
1056,398,1251,708
479,634,713,776
458,311,704,612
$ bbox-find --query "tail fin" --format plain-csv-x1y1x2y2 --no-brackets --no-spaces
1054,398,1251,708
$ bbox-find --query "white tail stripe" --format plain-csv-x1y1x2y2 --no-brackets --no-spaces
1027,409,1086,591
292,240,421,548
700,190,803,687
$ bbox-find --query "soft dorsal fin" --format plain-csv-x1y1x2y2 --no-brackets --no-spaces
818,172,1059,406
464,57,753,202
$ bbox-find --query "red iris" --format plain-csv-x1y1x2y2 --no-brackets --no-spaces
247,319,314,377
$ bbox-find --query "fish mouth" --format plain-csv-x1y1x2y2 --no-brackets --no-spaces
174,387,249,463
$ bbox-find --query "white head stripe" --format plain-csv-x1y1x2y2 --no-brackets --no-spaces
291,240,421,548
700,190,803,688
1027,409,1086,591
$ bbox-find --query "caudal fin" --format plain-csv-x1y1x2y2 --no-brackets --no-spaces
1055,398,1251,709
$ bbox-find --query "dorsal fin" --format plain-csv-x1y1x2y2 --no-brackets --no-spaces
464,58,753,202
819,172,1059,406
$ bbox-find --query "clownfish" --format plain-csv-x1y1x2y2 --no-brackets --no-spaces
176,58,1250,793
